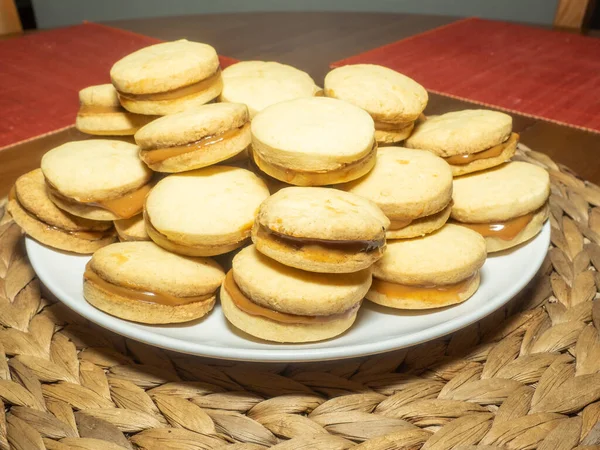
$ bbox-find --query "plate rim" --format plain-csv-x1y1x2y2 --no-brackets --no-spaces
27,223,550,362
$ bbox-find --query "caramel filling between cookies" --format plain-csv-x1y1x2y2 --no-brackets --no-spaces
78,105,126,115
10,187,115,241
456,210,534,241
444,133,518,166
388,218,413,231
371,273,476,304
117,68,221,102
257,225,384,254
84,263,214,306
373,120,414,132
224,271,359,324
47,180,154,220
141,123,249,164
252,141,377,183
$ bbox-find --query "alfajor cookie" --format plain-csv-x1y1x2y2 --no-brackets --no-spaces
220,61,320,117
84,241,224,323
339,147,453,239
451,162,550,252
324,64,427,145
7,169,116,253
111,40,222,115
114,214,149,242
251,97,376,186
221,245,370,342
145,165,269,256
367,224,486,309
41,140,153,221
252,187,389,273
405,109,518,176
76,84,155,136
135,103,251,172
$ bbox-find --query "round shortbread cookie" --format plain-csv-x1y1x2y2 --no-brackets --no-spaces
145,166,269,256
339,147,453,221
114,214,149,242
85,241,224,323
220,285,358,343
375,121,415,145
220,61,320,117
77,84,155,136
252,187,389,273
452,161,551,223
372,224,486,286
232,245,371,316
386,203,452,239
324,64,428,123
405,109,513,156
111,40,219,94
135,103,251,172
251,97,376,185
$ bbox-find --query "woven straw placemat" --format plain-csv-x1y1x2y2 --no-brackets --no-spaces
0,145,599,450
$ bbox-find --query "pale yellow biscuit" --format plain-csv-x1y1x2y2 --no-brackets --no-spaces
339,147,453,221
252,187,389,273
251,97,376,185
220,61,320,117
233,245,371,316
135,103,250,172
41,140,153,221
85,241,224,323
405,109,513,156
76,84,155,136
114,214,149,242
7,169,116,254
220,285,358,343
324,64,428,123
386,203,452,239
375,122,415,145
452,162,551,223
111,40,222,115
366,224,486,309
145,166,269,256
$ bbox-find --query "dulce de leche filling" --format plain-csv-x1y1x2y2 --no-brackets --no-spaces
78,105,126,115
117,69,221,102
457,210,534,241
445,133,519,166
84,262,214,306
47,181,154,220
141,122,249,165
388,218,413,231
257,224,384,254
371,273,476,304
224,271,359,324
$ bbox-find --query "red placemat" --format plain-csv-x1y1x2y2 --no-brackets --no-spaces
331,17,600,133
0,23,237,150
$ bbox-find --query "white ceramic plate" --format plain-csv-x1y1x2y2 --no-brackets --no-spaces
27,222,550,362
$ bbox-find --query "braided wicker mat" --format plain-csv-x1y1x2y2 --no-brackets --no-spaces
0,145,599,450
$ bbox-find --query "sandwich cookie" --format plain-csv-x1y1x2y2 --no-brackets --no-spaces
221,245,371,342
135,103,251,172
145,166,269,256
7,169,116,254
367,224,486,309
251,97,376,186
83,241,224,324
405,110,518,176
41,140,153,221
76,84,155,136
111,40,222,115
451,162,550,252
220,61,320,118
252,187,389,273
340,147,453,239
324,64,427,145
114,214,149,242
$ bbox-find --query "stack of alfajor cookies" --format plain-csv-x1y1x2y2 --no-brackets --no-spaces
7,39,551,344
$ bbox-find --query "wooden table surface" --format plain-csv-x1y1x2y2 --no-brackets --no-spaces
1,12,599,196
